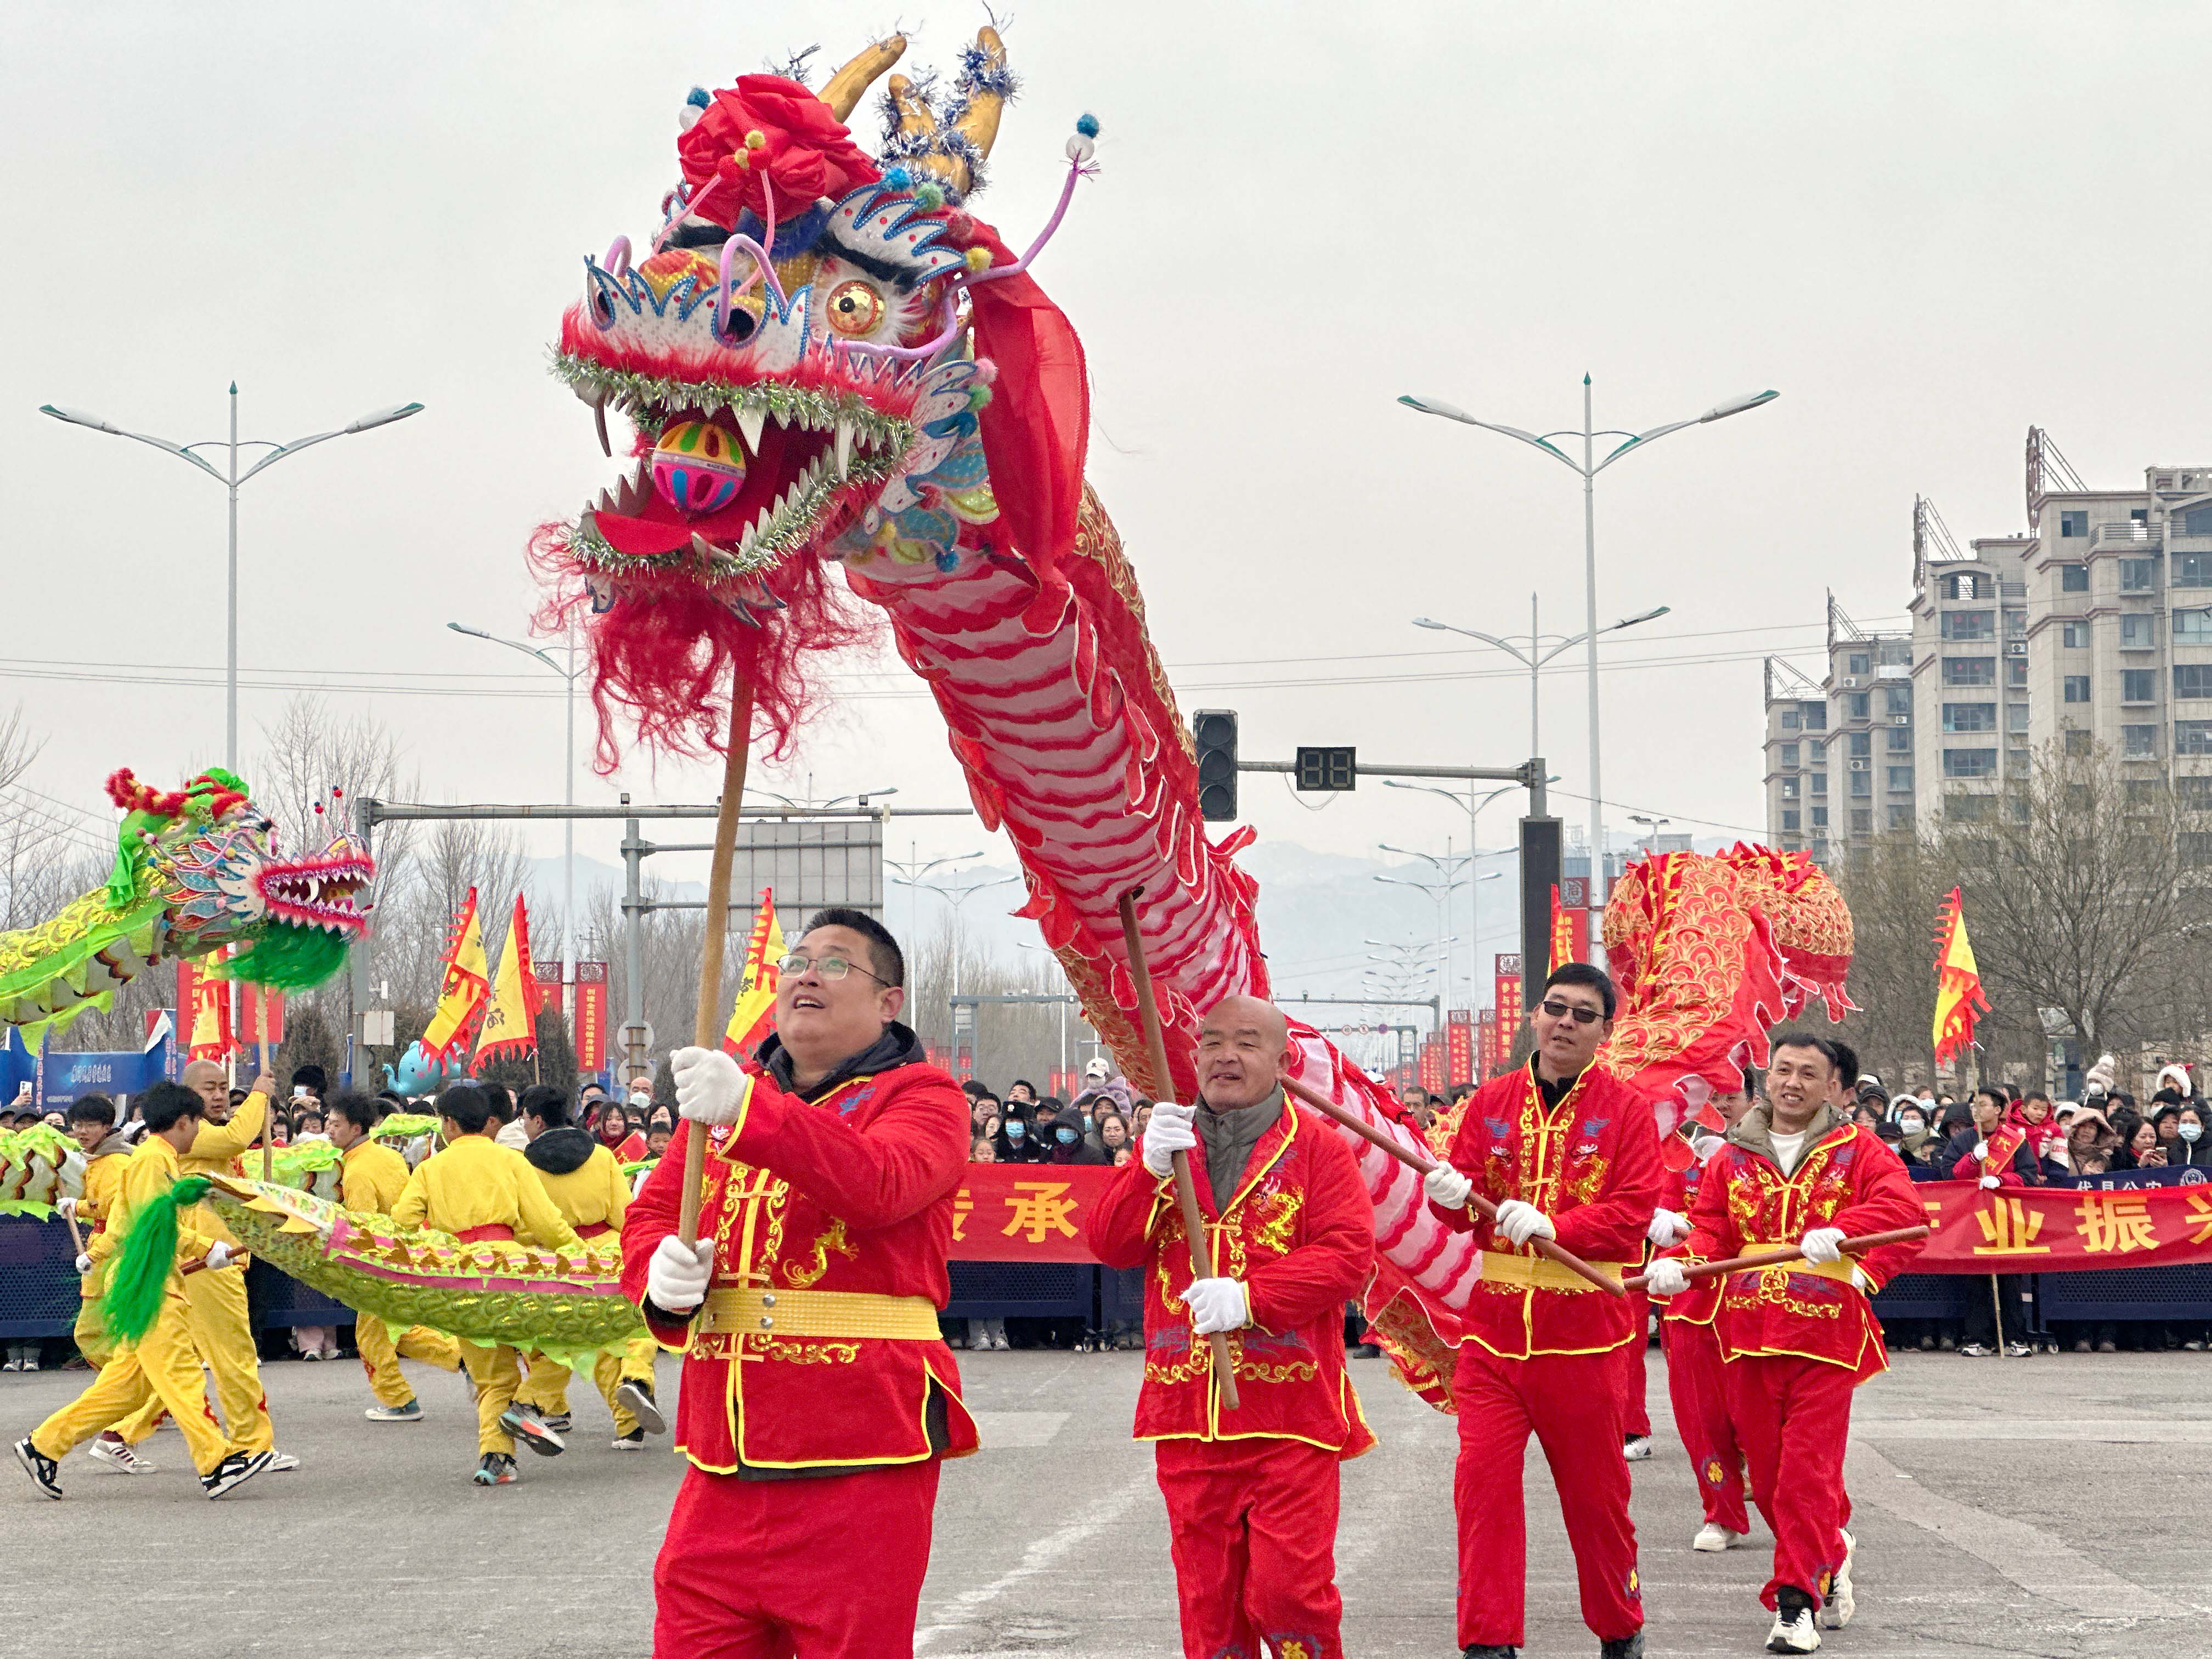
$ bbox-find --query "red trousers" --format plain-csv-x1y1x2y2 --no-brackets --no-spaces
653,1458,941,1657
1155,1437,1343,1659
1610,1291,1653,1438
1452,1345,1642,1648
1661,1317,1749,1533
1722,1354,1853,1610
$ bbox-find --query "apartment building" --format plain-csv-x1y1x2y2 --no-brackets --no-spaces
1760,599,1914,863
1762,438,2212,850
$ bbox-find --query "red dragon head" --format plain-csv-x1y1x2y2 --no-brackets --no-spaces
537,29,1095,769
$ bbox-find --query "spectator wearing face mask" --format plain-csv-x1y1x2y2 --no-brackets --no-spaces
1891,1101,1937,1166
1037,1099,1103,1165
994,1105,1046,1163
2170,1103,2212,1168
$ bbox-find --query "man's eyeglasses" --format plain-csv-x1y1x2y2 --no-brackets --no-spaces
1538,997,1604,1026
778,953,889,986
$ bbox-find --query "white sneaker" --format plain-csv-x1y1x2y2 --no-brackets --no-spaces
1822,1530,1855,1629
87,1435,155,1475
263,1451,301,1473
1623,1435,1654,1462
2003,1342,2032,1358
1957,1343,1995,1357
1766,1609,1821,1652
1693,1523,1743,1553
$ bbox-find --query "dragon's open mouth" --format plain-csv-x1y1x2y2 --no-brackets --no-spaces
558,363,913,582
255,848,371,938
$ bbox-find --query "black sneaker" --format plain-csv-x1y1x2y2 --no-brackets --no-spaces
498,1406,567,1457
473,1453,518,1486
13,1437,61,1500
201,1449,273,1499
614,1378,665,1435
1600,1635,1646,1659
1462,1646,1518,1658
611,1429,646,1450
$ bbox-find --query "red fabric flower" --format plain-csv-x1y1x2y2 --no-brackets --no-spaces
677,75,880,227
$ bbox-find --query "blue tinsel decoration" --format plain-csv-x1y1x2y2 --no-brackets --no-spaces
1076,112,1101,137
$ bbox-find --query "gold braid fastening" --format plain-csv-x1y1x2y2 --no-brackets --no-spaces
699,1286,943,1341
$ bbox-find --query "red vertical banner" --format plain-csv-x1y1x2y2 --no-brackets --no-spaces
1494,952,1523,1047
573,961,608,1073
1419,1034,1446,1092
238,985,284,1048
173,957,235,1060
1446,1012,1473,1087
1478,1008,1499,1079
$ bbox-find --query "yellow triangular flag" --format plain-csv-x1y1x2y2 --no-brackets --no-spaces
476,895,540,1060
420,888,490,1060
721,889,785,1057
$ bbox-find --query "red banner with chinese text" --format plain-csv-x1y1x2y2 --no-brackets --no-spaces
1888,1180,2212,1273
573,962,608,1072
1446,1018,1472,1087
951,1163,1116,1261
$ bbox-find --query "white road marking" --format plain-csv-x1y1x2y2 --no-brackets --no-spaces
1844,1442,2193,1620
1855,1416,2212,1443
966,1410,1069,1448
915,1466,1154,1654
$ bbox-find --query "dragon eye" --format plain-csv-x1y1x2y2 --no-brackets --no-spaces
825,280,887,337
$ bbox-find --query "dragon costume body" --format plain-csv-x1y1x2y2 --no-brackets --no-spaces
106,31,1850,1390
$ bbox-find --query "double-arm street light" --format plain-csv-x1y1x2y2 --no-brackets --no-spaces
448,622,588,1007
894,867,1020,997
43,386,423,770
885,844,981,949
1628,812,1672,853
1413,597,1670,760
1384,780,1539,1008
1399,379,1777,956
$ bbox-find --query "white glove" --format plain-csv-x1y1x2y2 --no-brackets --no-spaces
1141,1102,1197,1177
1978,1175,2002,1190
1184,1276,1248,1335
1973,1140,1989,1161
55,1196,76,1222
1849,1265,1876,1294
670,1046,746,1125
204,1242,235,1271
73,1252,93,1276
1800,1227,1846,1265
1647,1208,1691,1247
646,1235,714,1313
1494,1199,1555,1246
1424,1165,1473,1209
1642,1257,1690,1297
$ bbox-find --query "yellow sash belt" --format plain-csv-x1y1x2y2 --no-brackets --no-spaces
1736,1243,1860,1284
1479,1250,1632,1293
699,1285,943,1341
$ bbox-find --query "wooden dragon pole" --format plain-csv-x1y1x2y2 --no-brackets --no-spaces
678,675,756,1249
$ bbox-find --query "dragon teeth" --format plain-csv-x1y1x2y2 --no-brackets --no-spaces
833,422,854,480
734,406,767,453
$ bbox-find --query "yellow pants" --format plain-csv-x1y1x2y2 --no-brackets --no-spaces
460,1342,523,1455
512,1337,656,1436
356,1318,462,1408
72,1296,116,1370
112,1264,272,1453
32,1290,240,1476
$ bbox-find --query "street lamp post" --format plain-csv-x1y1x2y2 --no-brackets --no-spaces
1414,597,1669,761
894,869,1019,998
1400,379,1777,956
885,845,983,957
1379,842,1469,1014
1375,866,1462,1025
1628,813,1672,854
44,386,424,771
448,622,588,1015
1381,780,1523,1007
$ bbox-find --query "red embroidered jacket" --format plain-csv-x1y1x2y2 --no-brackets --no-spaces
1428,1061,1662,1359
1086,1100,1377,1456
621,1049,980,1474
1656,1152,1723,1325
1680,1115,1925,1384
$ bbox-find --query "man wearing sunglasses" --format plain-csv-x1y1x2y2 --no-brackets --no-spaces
620,907,979,1658
1421,962,1660,1659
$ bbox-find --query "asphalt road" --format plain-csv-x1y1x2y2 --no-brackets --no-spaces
0,1343,2203,1658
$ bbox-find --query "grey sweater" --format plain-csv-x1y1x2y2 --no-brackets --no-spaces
1196,1087,1284,1204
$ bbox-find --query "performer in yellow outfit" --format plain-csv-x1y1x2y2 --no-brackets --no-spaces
507,1084,665,1451
325,1091,462,1421
55,1096,157,1475
14,1082,273,1499
108,1059,289,1469
392,1081,579,1486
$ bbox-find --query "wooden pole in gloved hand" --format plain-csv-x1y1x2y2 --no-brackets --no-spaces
1278,1071,1628,1298
1621,1226,1932,1290
258,988,273,1183
1116,888,1239,1410
678,676,755,1250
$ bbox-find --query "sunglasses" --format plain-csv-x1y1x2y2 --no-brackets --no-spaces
778,952,889,986
1538,997,1604,1026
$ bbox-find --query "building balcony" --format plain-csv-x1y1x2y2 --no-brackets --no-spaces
2094,521,2160,549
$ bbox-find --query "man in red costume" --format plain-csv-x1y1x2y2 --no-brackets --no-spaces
1422,962,1660,1659
1647,1071,1754,1554
1644,1031,1923,1655
1086,994,1375,1659
623,907,978,1659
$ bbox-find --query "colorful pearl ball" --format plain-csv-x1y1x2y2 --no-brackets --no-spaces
651,419,748,516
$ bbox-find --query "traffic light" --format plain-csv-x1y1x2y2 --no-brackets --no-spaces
1295,746,1357,791
1193,709,1238,821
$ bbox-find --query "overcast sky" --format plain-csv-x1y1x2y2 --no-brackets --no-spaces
5,1,2209,918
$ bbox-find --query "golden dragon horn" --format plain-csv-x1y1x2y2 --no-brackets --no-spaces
818,34,907,122
950,26,1011,164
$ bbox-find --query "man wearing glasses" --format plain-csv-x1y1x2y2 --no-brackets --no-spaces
1421,963,1660,1659
621,907,979,1658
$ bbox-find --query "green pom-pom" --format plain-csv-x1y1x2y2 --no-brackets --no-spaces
916,181,946,210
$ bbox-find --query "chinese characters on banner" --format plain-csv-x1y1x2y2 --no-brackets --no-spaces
1559,877,1593,961
1418,1033,1445,1092
1493,952,1523,1047
572,961,609,1073
950,1163,1113,1261
172,954,279,1057
1446,1011,1472,1087
1871,1179,2212,1274
1477,1008,1499,1080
